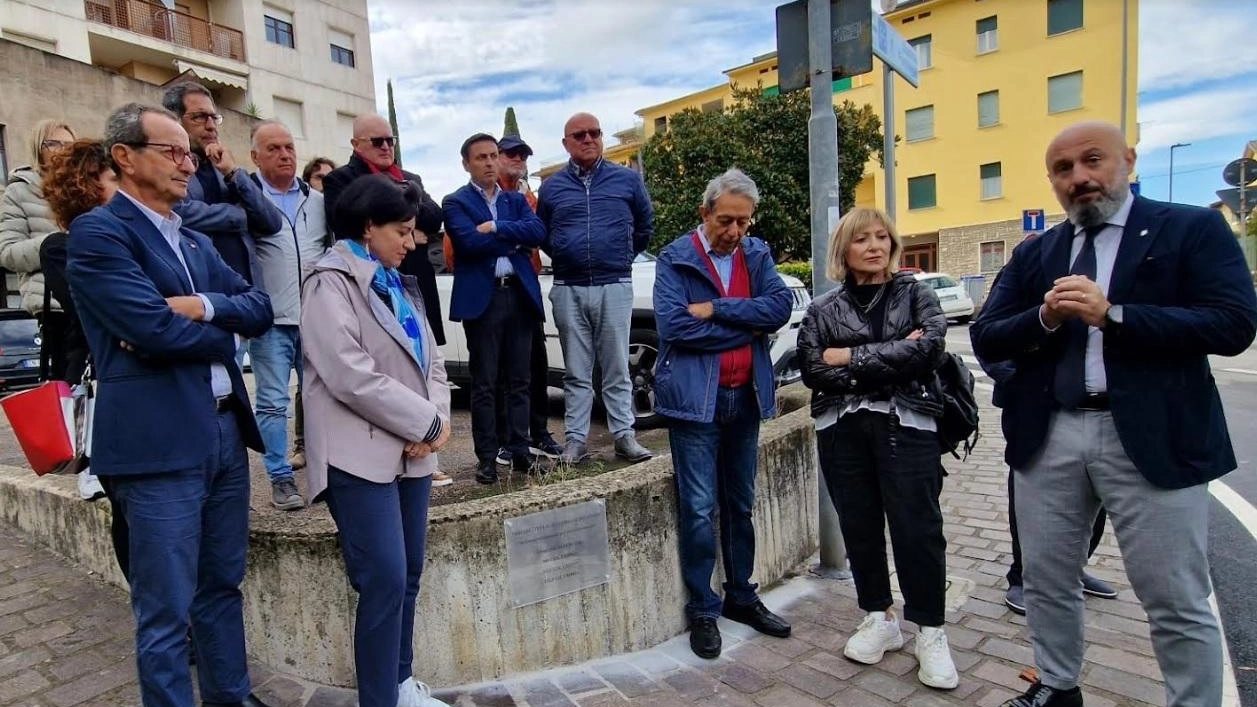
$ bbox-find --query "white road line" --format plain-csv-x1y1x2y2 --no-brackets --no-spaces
1220,367,1257,376
1208,479,1256,707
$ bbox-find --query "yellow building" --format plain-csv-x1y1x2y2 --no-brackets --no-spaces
565,0,1139,282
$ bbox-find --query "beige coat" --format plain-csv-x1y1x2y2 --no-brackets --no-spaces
300,242,450,501
0,167,59,314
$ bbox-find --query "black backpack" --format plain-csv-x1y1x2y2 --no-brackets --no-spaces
935,352,979,459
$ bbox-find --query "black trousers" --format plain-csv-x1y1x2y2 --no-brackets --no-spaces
1006,468,1107,587
464,282,534,465
496,317,549,446
818,409,947,627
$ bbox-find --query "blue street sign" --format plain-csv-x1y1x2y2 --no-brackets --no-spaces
1130,180,1141,197
1022,209,1046,233
871,11,920,88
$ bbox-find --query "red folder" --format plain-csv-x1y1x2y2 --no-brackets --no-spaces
1,381,76,476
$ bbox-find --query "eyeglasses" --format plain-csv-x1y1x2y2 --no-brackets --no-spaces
357,136,396,148
567,128,603,141
40,140,69,151
185,112,223,126
126,142,200,169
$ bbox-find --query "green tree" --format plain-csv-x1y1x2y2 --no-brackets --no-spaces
503,106,521,138
387,78,402,167
641,86,884,261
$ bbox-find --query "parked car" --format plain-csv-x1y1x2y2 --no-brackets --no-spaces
0,309,41,391
434,252,812,429
913,272,976,323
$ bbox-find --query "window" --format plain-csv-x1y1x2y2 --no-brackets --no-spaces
976,16,998,53
980,241,1006,273
1048,71,1083,113
272,97,305,138
653,116,667,133
909,35,932,69
905,105,934,142
329,28,355,67
908,174,937,210
336,111,355,147
923,275,961,290
263,8,294,48
1048,0,1084,35
701,99,724,114
978,90,1000,127
980,162,1003,199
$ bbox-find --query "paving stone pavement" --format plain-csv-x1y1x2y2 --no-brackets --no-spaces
0,395,1168,707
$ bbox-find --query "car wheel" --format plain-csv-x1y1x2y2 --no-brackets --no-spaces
954,315,972,324
628,328,661,429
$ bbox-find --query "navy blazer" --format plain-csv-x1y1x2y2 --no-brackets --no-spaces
66,193,274,477
441,183,545,322
173,163,284,284
971,196,1257,489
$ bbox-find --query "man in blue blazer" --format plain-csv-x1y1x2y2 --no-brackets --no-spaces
67,103,274,707
442,133,545,484
972,121,1257,707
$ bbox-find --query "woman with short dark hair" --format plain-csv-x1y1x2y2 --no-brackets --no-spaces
301,174,452,707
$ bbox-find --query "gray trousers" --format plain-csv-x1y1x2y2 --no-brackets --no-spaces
1014,410,1221,706
549,283,635,442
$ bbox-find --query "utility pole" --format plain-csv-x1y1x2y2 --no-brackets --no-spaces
1169,142,1190,203
882,62,896,220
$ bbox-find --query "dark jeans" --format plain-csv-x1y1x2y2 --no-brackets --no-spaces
669,385,761,620
496,317,550,445
464,282,533,465
818,409,947,627
1007,468,1107,587
325,467,432,707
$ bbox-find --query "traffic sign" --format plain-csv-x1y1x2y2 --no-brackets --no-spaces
1223,158,1257,188
871,11,920,87
1216,188,1257,216
1022,209,1046,233
777,0,873,94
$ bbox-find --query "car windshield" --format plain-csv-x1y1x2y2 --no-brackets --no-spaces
924,276,960,290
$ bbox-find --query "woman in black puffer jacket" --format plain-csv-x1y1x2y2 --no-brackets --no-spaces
798,207,957,690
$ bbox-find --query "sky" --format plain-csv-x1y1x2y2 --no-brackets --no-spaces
365,0,1257,211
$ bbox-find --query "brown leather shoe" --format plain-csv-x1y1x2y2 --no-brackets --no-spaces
288,449,306,470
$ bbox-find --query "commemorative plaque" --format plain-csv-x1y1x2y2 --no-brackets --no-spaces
504,499,611,608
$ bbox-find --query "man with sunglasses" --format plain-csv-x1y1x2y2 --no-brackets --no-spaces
322,113,446,347
161,82,283,289
538,113,655,465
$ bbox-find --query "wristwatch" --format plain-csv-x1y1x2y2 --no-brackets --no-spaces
1104,304,1124,332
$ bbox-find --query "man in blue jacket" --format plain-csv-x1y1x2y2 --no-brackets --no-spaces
538,112,654,465
443,133,545,484
972,121,1257,707
653,169,794,660
67,103,274,707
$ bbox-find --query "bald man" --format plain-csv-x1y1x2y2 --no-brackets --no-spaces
322,113,446,345
972,121,1256,707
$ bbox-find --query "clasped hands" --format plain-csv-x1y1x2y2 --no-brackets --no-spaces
1040,275,1110,329
404,421,451,459
821,329,923,368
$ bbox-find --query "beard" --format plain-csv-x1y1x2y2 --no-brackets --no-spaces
1068,177,1130,228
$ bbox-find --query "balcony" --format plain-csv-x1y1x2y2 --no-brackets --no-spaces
84,0,245,63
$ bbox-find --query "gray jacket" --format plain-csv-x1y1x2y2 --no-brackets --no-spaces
250,176,330,325
0,167,59,313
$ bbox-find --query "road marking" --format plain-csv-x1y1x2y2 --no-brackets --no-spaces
1220,367,1257,376
1209,479,1256,707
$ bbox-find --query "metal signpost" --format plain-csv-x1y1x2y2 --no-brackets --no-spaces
871,11,919,220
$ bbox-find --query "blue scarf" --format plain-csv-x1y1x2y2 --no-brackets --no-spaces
344,240,428,375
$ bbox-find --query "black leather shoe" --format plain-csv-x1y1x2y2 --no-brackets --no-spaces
689,616,721,659
1001,682,1083,707
722,600,791,638
204,694,274,707
475,463,498,485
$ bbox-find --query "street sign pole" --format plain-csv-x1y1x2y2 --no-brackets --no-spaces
806,0,850,580
882,61,896,220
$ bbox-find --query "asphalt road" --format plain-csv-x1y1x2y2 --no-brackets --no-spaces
945,321,1257,706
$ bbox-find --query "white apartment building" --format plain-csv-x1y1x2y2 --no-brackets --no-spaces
0,0,375,162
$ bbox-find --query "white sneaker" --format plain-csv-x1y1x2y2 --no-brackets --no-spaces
843,611,904,664
77,469,105,501
398,677,450,707
914,626,959,689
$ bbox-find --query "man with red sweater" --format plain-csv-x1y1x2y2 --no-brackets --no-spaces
652,169,795,659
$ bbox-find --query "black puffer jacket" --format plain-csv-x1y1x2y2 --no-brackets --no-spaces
798,271,948,419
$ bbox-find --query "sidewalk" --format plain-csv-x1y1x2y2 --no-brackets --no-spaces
0,397,1167,707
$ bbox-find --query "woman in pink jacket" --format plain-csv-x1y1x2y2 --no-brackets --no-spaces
301,174,451,707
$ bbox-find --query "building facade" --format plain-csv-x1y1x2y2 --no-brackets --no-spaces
0,0,375,163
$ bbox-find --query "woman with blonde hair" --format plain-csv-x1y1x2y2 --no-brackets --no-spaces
798,207,957,689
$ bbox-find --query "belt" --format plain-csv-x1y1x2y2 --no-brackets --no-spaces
215,395,234,414
1073,393,1110,411
494,275,518,288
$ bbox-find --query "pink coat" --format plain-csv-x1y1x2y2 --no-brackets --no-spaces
300,242,450,501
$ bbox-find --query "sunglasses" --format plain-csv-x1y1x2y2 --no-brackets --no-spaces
567,129,603,141
358,136,396,148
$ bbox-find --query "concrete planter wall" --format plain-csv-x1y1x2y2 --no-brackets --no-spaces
0,405,819,687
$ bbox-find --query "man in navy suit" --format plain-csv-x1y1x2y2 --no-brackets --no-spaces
442,133,545,485
972,121,1257,707
67,103,274,707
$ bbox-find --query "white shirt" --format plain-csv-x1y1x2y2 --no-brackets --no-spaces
1067,191,1134,394
117,189,234,398
470,181,514,278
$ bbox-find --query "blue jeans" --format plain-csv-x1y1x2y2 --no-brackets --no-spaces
669,385,761,620
249,325,301,482
549,283,635,441
106,409,252,707
325,468,432,707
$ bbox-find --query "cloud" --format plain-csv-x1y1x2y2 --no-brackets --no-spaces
1139,85,1257,152
1139,0,1257,92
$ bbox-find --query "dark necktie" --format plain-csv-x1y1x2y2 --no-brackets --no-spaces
1053,224,1105,409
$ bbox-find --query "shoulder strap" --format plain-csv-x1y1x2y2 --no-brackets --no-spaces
38,283,51,382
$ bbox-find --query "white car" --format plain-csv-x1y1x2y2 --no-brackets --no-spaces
434,252,812,428
914,272,976,323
